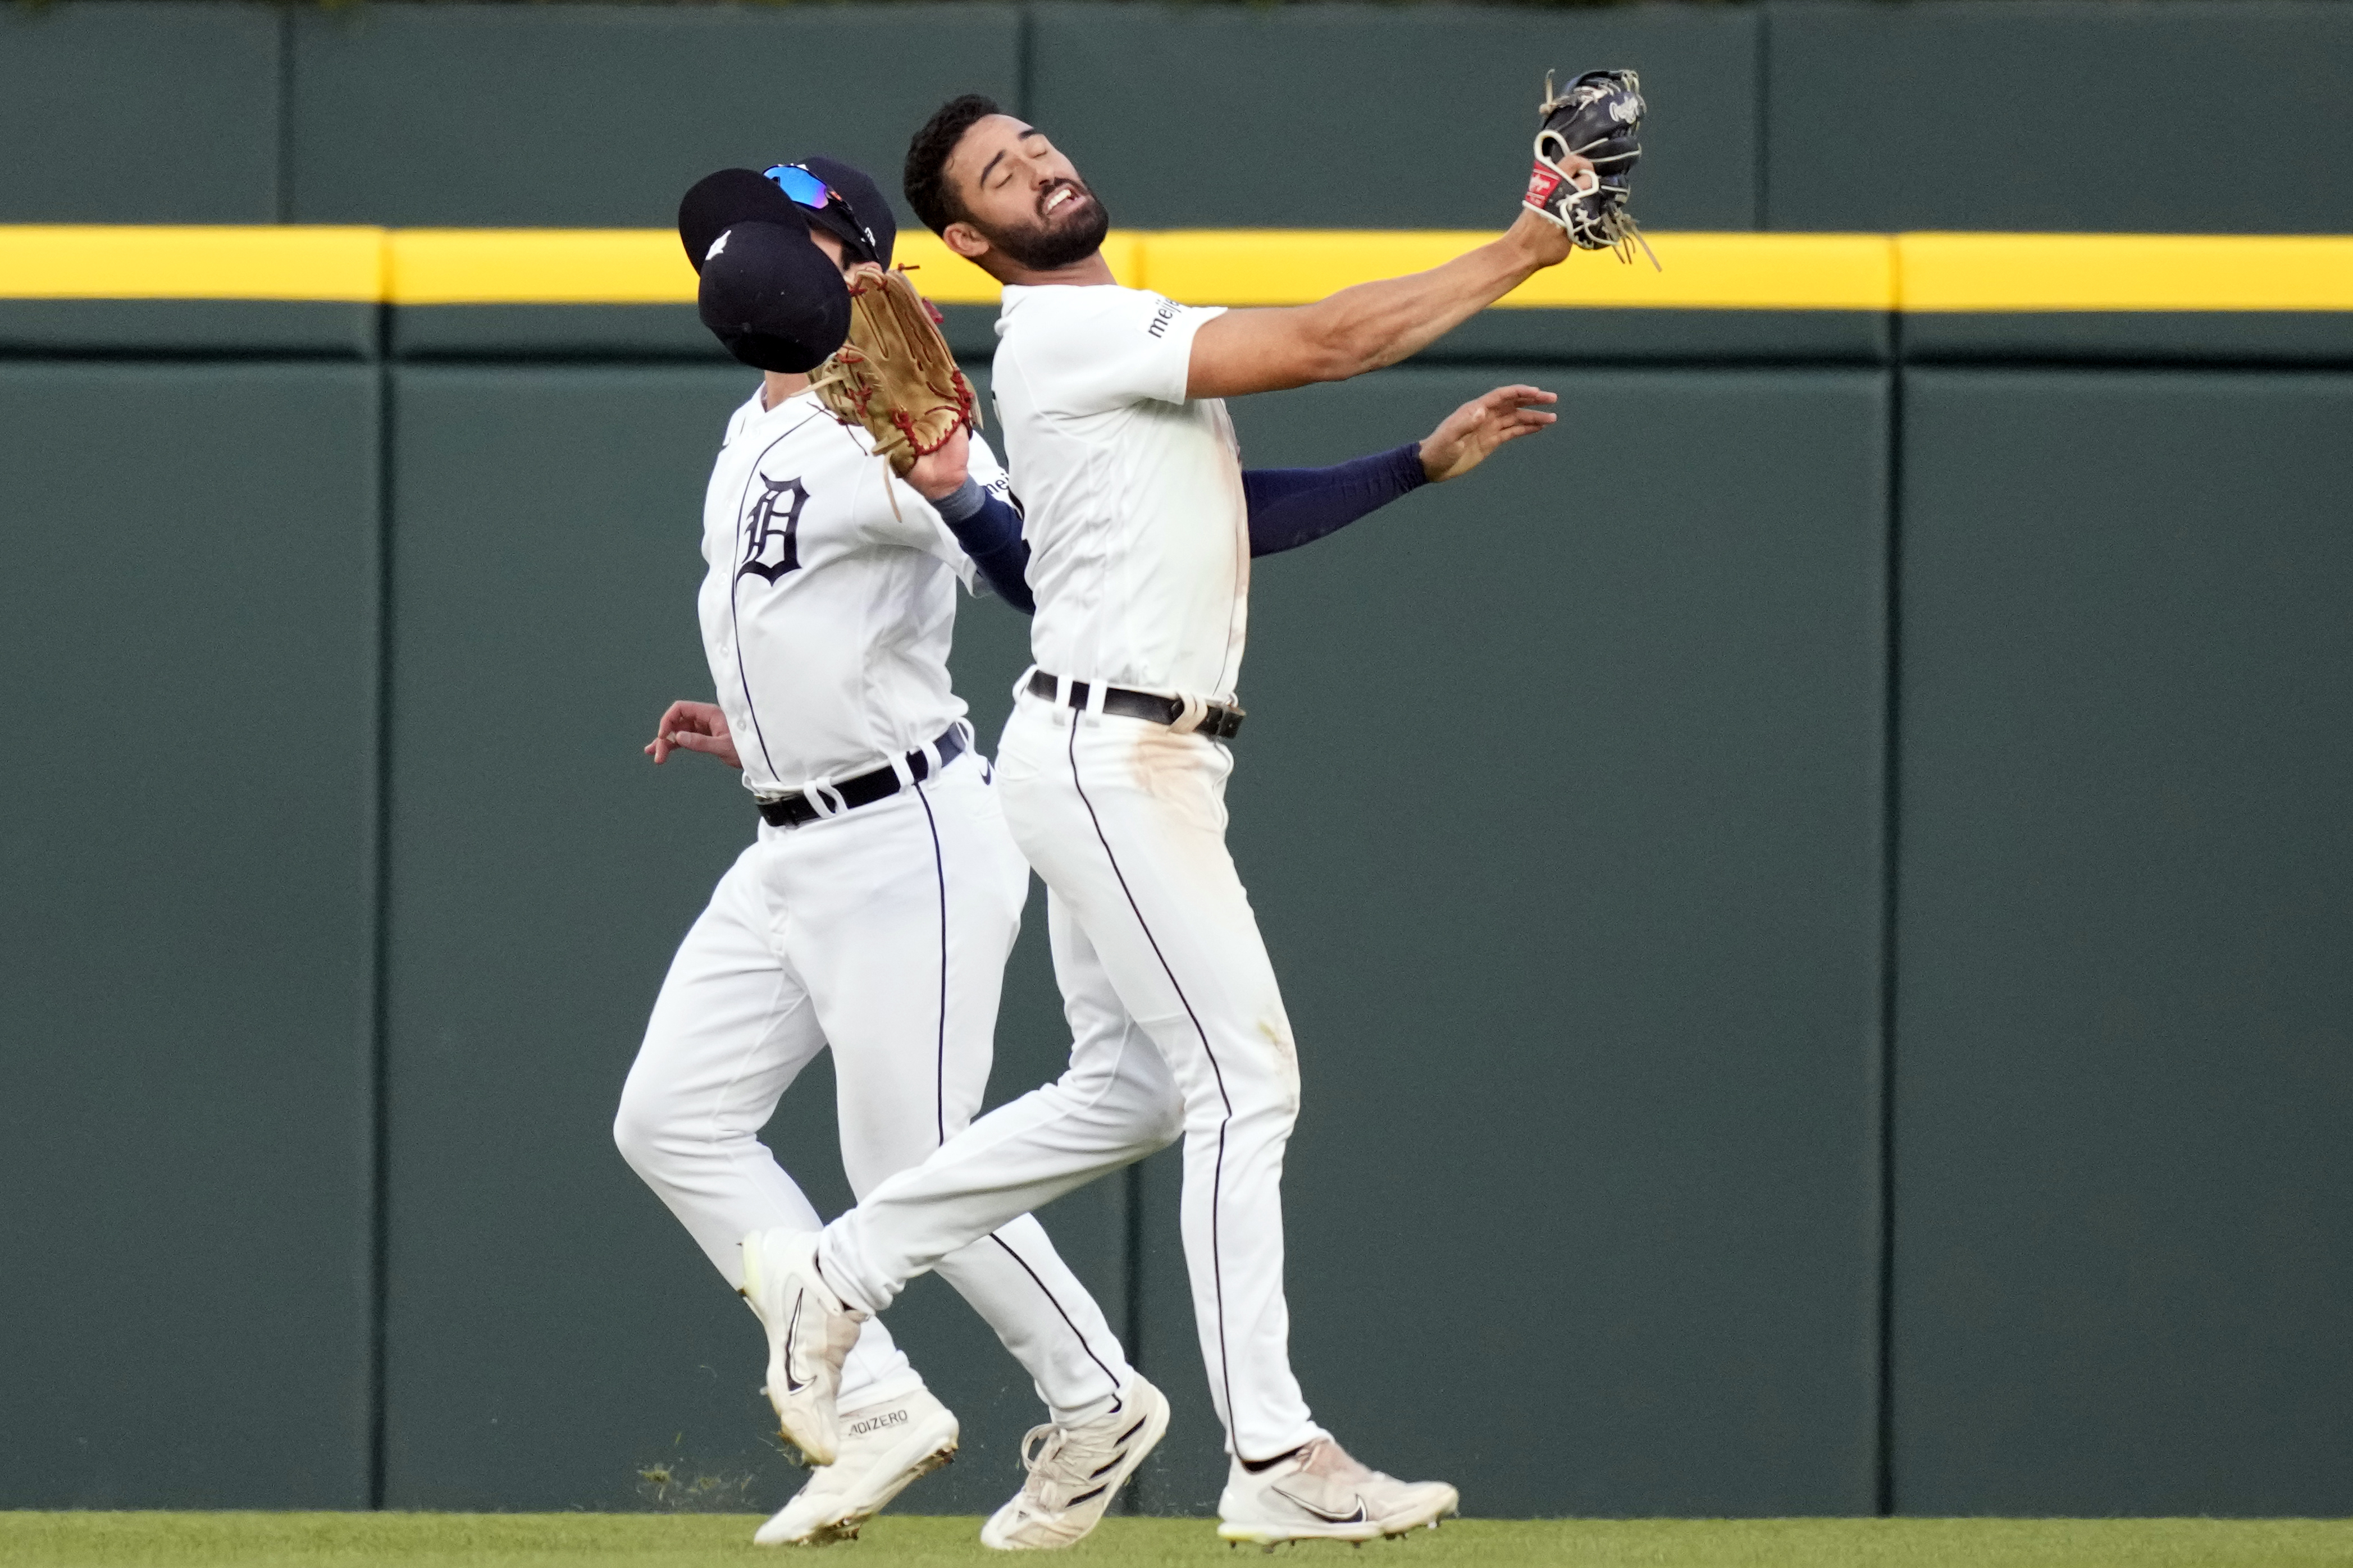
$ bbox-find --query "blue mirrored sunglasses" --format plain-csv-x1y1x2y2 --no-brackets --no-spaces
763,164,840,213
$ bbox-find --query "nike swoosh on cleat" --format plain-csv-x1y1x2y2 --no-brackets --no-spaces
782,1293,811,1393
1271,1485,1367,1525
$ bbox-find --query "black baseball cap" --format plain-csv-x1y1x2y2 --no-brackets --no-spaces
679,171,850,374
680,167,804,272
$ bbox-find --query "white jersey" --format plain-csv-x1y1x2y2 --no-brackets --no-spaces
991,284,1246,703
696,386,1007,797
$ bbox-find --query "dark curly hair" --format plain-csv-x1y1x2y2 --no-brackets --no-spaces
904,93,1002,236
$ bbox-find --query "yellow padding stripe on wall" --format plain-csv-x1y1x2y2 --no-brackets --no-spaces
0,226,385,301
387,229,1132,304
1147,231,1895,310
1898,234,2353,312
3,226,2352,312
391,229,692,305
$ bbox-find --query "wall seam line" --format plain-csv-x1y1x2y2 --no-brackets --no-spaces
1119,1161,1146,1514
1872,314,1907,1519
274,10,295,226
1015,1,1036,124
1754,1,1773,231
364,335,395,1511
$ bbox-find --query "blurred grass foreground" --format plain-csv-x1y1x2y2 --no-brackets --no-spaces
6,1514,2353,1568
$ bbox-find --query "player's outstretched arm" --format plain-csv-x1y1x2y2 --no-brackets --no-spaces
1241,383,1559,559
645,700,742,769
1184,205,1579,401
1419,385,1558,482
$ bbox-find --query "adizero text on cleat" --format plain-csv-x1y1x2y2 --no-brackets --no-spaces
753,1386,960,1546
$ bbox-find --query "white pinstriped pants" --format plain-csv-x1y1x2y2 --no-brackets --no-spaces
613,748,1132,1427
822,693,1325,1461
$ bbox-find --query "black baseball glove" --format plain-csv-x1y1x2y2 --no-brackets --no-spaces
1522,69,1654,267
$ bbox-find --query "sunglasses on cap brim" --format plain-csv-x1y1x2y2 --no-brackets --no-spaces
763,164,842,213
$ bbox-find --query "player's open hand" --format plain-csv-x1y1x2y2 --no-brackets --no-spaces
905,424,973,501
645,700,741,770
1419,385,1559,482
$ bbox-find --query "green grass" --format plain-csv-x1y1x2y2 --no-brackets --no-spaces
3,1514,2352,1568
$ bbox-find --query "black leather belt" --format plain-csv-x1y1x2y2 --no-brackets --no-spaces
756,725,965,829
1027,670,1245,740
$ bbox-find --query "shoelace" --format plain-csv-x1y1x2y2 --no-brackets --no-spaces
1014,1419,1127,1511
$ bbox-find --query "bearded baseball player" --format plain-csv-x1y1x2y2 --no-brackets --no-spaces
735,93,1602,1548
629,150,1541,1549
615,158,1151,1549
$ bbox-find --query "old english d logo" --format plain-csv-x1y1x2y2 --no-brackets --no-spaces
740,475,809,582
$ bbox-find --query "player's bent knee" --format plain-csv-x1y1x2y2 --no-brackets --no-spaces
610,1086,674,1177
1223,1081,1302,1136
610,1106,649,1172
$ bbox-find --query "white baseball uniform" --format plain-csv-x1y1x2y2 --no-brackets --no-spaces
614,386,1132,1429
820,285,1326,1462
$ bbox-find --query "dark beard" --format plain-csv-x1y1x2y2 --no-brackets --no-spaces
981,188,1112,272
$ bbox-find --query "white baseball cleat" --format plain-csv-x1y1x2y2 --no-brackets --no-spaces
978,1375,1170,1550
739,1227,868,1467
752,1385,960,1546
1215,1436,1460,1545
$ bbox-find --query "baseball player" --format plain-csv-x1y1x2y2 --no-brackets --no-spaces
630,152,1522,1548
738,98,1584,1547
614,159,1153,1549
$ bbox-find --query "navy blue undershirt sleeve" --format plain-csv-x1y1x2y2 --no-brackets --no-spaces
932,441,1429,617
933,482,1037,615
1243,442,1429,558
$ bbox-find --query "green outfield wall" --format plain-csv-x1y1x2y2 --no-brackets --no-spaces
7,1,2353,235
3,0,2352,1526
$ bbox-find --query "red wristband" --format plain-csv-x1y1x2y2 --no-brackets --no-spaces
1525,161,1566,210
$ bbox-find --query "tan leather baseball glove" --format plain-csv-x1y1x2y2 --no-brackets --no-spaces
809,267,980,475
